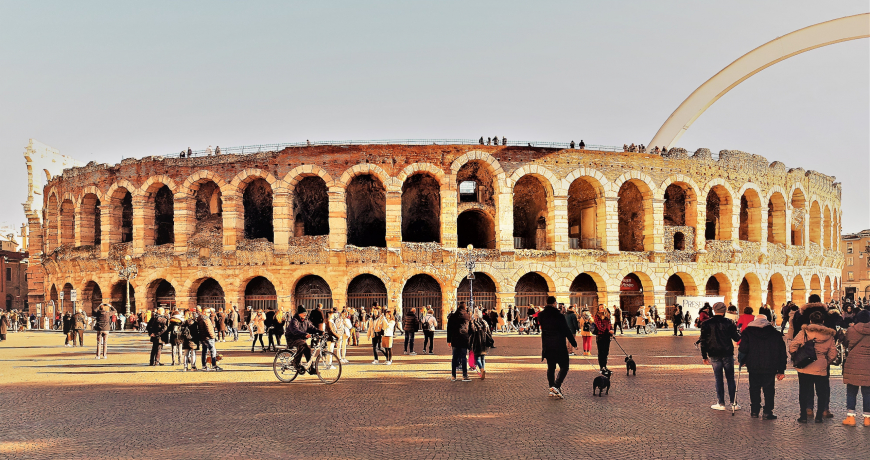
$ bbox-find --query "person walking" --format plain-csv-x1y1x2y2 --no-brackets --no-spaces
0,311,8,341
335,308,352,364
250,310,266,352
265,308,279,352
73,309,86,347
402,308,419,355
379,310,396,365
422,308,437,354
216,308,228,343
578,310,593,356
539,296,577,399
470,309,492,379
842,310,870,426
229,306,240,341
62,311,73,346
613,305,624,335
672,305,683,336
168,311,184,366
181,311,200,371
737,315,787,419
594,305,613,372
699,302,742,411
367,307,385,364
736,307,755,334
447,301,472,382
565,306,579,355
93,304,113,359
198,308,221,371
790,311,837,423
147,308,168,366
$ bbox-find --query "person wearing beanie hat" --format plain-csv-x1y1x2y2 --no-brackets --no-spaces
842,309,870,427
738,315,787,419
699,302,742,411
286,305,319,372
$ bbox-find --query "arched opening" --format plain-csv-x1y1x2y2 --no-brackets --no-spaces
110,281,135,315
809,201,821,246
81,281,103,315
705,273,732,304
513,175,550,250
767,273,786,311
664,183,688,226
569,273,600,308
402,274,442,325
153,279,176,310
810,274,822,299
243,178,274,242
457,272,498,312
401,174,441,243
705,186,733,241
824,276,832,303
194,180,223,231
59,199,75,246
790,189,806,245
346,175,386,247
293,176,329,237
60,283,74,314
196,278,225,311
457,210,495,249
456,160,495,207
823,206,832,250
45,194,58,251
619,273,648,317
294,275,333,311
673,232,685,251
767,192,786,245
665,274,686,306
80,194,101,247
152,185,175,245
618,180,651,251
346,274,387,310
514,272,549,317
737,274,761,313
567,177,602,249
739,190,762,242
791,275,807,306
109,189,134,244
245,276,277,311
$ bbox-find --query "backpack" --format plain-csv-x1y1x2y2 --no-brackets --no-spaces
582,321,591,333
791,331,817,369
422,315,432,332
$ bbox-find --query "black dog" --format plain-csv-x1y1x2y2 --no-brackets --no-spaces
625,355,636,376
593,368,612,396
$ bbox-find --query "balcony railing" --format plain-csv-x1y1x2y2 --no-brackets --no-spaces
569,237,602,250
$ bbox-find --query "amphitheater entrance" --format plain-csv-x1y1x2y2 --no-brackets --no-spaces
293,176,329,237
110,282,135,315
243,178,274,242
346,175,386,248
737,274,761,313
294,275,333,311
401,174,441,243
664,274,686,308
347,274,388,311
569,273,599,309
402,274,442,327
619,273,645,317
457,272,498,314
515,272,549,318
196,278,225,311
791,275,807,306
152,279,176,310
81,281,103,314
767,273,786,310
245,276,277,313
457,210,495,249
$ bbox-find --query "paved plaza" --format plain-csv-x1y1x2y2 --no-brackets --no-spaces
0,330,868,459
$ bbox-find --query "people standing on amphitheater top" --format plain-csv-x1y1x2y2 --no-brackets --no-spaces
579,140,585,149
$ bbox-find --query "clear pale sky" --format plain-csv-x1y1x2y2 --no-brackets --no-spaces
1,1,867,232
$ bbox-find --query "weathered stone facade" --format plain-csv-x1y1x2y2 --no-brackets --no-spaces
29,144,843,325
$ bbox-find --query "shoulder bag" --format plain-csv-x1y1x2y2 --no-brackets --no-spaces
792,330,818,369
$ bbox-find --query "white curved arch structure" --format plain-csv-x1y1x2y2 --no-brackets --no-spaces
649,13,869,150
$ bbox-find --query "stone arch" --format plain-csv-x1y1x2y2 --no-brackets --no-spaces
823,205,832,250
146,278,177,311
292,274,334,311
767,273,787,310
291,175,329,238
457,210,496,249
401,172,442,243
809,201,821,245
400,273,444,320
660,175,700,228
566,171,607,250
282,165,335,189
767,191,787,245
738,185,763,242
230,171,275,242
737,273,762,313
664,270,700,295
59,198,75,246
79,188,102,247
507,265,559,293
346,173,387,247
614,174,655,251
450,150,505,179
105,180,136,244
508,165,565,195
396,163,448,188
513,272,553,312
614,270,656,315
512,173,555,250
80,280,103,314
705,272,732,304
823,275,832,303
790,187,807,245
190,277,227,310
336,164,395,191
568,271,608,307
243,275,279,311
791,274,807,306
140,175,179,196
702,179,736,241
346,273,389,310
44,193,59,251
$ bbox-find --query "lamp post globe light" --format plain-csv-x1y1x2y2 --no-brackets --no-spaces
119,255,138,316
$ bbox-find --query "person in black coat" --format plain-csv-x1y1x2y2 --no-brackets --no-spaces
446,302,472,381
62,312,73,346
538,296,578,399
738,316,787,419
147,308,169,366
402,308,419,355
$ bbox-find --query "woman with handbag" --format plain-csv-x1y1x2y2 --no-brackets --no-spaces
470,309,492,379
842,310,870,426
579,311,593,356
379,310,396,365
367,307,384,364
790,311,838,423
673,305,684,336
594,305,613,372
250,310,267,352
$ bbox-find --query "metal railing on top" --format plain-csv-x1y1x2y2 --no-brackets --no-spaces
164,139,627,159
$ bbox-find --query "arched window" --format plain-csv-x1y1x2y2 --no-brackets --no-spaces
243,179,274,242
346,175,386,247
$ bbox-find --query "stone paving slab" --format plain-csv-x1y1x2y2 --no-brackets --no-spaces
0,330,866,459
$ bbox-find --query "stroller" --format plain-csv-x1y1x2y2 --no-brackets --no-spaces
518,318,533,335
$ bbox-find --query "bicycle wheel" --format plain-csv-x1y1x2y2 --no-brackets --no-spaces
273,348,299,383
315,351,342,385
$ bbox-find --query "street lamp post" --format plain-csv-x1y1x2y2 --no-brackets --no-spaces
465,244,476,310
118,255,138,315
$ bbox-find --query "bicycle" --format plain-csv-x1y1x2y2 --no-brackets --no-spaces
273,333,342,384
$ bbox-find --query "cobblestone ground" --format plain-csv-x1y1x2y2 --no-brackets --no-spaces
0,328,868,459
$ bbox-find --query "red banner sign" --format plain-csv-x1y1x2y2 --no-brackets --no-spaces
620,277,641,291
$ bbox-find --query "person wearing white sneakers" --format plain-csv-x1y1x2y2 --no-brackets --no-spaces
380,311,397,365
841,309,870,427
699,302,742,411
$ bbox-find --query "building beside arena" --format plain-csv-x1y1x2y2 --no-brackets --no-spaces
25,141,843,326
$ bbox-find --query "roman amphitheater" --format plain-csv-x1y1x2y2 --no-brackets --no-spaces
28,142,844,326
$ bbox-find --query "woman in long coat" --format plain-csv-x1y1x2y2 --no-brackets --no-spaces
842,310,870,426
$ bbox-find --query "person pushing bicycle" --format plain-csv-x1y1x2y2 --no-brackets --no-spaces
286,305,324,373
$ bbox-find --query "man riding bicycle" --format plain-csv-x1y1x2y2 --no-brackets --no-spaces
286,305,323,373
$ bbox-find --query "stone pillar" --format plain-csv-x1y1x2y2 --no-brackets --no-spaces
222,194,239,252
696,204,707,251
132,194,148,256
273,190,291,253
496,191,513,251
604,196,620,253
553,195,569,252
651,198,665,252
385,190,402,250
174,193,191,255
441,184,457,248
555,291,571,307
759,206,769,254
99,204,113,258
328,187,347,249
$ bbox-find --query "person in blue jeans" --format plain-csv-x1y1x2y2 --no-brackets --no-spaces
699,302,742,411
197,308,222,371
446,302,472,382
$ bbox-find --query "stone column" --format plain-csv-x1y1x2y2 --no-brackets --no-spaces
385,190,402,250
496,191,513,251
651,197,665,253
553,195,569,252
759,206,769,254
174,193,191,255
272,190,291,253
604,196,620,253
696,204,707,251
99,204,113,258
328,187,347,249
132,194,149,256
222,194,239,252
441,184,457,248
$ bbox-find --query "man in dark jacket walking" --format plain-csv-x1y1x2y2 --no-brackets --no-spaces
402,308,419,355
147,308,168,366
286,306,320,372
446,302,472,382
539,296,578,399
699,302,742,411
738,316,787,419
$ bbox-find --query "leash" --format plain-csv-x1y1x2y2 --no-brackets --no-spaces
611,335,630,357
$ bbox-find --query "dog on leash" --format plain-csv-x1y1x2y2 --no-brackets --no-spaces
593,368,612,396
625,355,637,376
